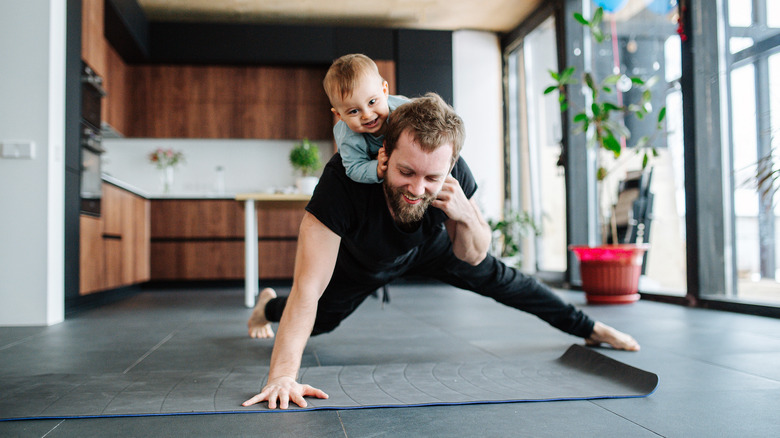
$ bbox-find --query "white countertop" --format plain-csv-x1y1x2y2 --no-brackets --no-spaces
102,174,311,200
102,174,237,200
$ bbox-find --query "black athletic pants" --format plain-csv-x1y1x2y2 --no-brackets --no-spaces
264,232,594,338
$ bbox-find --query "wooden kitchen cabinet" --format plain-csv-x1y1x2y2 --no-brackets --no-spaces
126,65,333,140
81,0,106,76
82,0,129,135
87,0,330,140
124,190,151,284
150,200,243,238
150,199,305,281
79,215,106,294
79,182,150,295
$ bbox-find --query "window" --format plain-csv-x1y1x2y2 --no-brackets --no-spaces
505,15,569,275
565,0,688,295
724,0,780,304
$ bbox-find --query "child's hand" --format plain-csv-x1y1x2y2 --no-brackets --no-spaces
376,147,389,180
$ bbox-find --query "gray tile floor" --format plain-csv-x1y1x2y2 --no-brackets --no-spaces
1,283,780,437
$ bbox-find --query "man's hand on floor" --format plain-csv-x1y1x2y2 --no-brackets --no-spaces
242,376,329,409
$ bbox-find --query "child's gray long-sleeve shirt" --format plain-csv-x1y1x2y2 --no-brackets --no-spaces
334,95,410,184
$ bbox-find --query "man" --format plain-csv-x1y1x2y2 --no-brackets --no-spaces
243,93,639,410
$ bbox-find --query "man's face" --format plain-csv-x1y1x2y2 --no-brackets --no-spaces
330,73,390,135
382,129,453,226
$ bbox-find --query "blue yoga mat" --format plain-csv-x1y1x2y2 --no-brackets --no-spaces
0,345,657,421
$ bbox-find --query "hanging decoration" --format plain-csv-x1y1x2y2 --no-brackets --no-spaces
593,0,629,13
644,0,678,15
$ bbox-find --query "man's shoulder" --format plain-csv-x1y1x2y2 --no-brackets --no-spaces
306,153,378,237
321,153,348,180
451,157,477,198
317,154,374,196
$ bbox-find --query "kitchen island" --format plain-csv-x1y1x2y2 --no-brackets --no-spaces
81,176,309,298
235,193,310,307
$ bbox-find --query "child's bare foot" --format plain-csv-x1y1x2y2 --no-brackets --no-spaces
585,321,640,351
247,288,277,339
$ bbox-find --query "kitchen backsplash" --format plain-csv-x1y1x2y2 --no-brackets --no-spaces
102,138,334,197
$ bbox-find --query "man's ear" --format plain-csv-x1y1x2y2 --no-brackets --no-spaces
331,107,342,121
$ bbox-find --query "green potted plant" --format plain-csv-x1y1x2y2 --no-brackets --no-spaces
488,210,541,269
546,7,667,304
289,138,323,195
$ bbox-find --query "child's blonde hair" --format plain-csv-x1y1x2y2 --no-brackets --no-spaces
323,54,383,103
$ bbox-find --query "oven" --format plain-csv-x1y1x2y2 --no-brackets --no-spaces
80,62,106,216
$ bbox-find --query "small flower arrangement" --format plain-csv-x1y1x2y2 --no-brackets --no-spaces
148,148,185,169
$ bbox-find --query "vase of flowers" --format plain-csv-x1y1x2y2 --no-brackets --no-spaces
148,148,185,193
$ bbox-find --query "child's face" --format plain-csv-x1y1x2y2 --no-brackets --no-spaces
331,74,390,135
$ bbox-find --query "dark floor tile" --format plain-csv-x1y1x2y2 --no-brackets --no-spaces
0,327,47,349
0,418,64,438
593,388,780,437
41,411,345,438
1,284,779,436
705,351,780,382
339,402,658,438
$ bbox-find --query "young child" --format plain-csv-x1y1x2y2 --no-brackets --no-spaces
323,54,410,184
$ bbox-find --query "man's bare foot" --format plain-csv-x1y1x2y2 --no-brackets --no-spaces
585,321,640,351
247,288,277,339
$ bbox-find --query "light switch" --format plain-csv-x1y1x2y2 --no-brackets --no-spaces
1,141,36,159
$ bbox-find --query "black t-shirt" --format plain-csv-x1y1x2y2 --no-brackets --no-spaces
305,153,478,274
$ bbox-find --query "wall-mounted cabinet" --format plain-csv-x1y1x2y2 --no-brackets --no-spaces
125,65,333,139
81,0,132,135
84,0,452,140
149,200,306,281
82,0,335,140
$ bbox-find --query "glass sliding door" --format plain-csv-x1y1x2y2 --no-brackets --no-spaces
505,15,568,275
724,0,780,304
563,0,688,295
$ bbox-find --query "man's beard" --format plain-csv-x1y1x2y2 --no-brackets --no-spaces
383,181,435,231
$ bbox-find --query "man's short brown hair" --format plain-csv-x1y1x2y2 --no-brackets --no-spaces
323,54,383,103
383,93,465,168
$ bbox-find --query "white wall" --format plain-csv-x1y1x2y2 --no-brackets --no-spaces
102,139,334,196
0,0,66,325
453,30,505,221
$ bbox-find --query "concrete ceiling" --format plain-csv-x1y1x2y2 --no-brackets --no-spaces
136,0,544,32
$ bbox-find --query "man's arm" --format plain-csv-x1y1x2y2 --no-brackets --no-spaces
432,176,492,266
242,212,341,409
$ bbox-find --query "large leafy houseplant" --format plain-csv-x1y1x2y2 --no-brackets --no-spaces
546,7,668,303
546,7,667,243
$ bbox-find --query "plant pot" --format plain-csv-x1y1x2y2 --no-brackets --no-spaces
569,244,650,304
296,176,319,195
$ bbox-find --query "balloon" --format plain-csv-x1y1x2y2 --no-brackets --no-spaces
594,0,629,12
644,0,678,15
